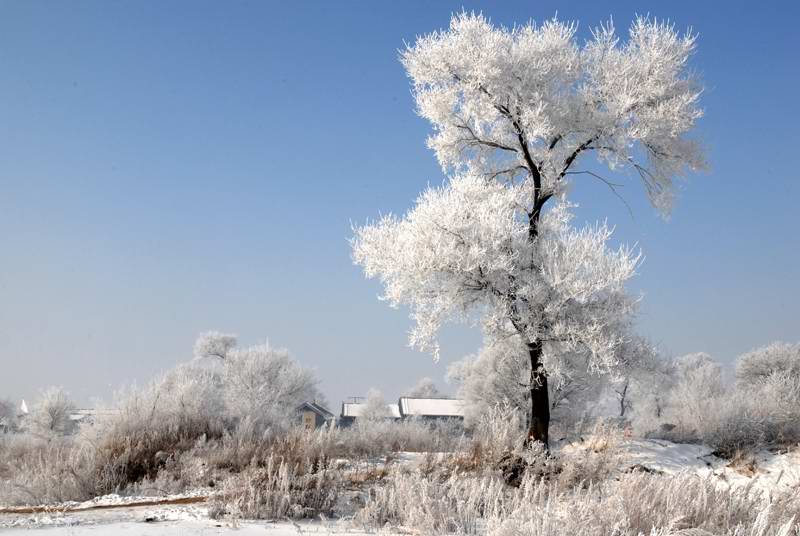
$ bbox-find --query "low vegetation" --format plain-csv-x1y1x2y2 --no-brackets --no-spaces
2,337,799,535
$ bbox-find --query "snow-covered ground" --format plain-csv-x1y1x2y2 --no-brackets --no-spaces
2,439,797,534
618,439,800,491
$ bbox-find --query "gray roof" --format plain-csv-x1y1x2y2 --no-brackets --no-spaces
297,401,334,418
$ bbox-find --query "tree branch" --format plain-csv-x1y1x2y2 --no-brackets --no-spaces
564,170,634,219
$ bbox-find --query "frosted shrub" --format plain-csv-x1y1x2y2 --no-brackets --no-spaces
28,386,76,438
340,418,464,460
470,405,526,464
0,399,17,434
736,342,800,385
222,344,321,434
702,372,800,456
356,464,800,536
356,469,508,535
91,364,225,489
487,472,800,536
208,454,340,520
0,434,98,505
555,420,622,489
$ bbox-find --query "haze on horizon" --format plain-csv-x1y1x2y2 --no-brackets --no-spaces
1,0,798,409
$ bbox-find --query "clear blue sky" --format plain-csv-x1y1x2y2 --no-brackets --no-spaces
1,1,798,407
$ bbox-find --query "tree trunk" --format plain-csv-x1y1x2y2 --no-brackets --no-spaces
527,340,550,447
619,381,629,418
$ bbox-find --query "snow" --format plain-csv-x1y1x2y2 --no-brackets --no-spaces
615,439,800,492
2,439,797,534
1,521,402,535
0,502,402,535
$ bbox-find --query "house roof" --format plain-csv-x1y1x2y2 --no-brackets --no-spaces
341,402,401,419
398,397,465,418
68,408,121,422
297,401,334,418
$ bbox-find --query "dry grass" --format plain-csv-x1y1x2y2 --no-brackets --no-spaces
207,454,341,521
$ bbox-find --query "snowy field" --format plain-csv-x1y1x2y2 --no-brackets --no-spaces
3,439,797,535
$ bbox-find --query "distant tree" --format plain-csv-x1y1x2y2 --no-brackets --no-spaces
223,344,320,431
30,386,76,437
0,398,16,432
359,388,390,422
661,353,724,439
159,364,225,428
354,13,704,446
194,331,238,360
736,342,800,386
609,336,662,418
405,377,443,398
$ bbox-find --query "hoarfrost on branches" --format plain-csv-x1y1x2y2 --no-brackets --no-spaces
404,377,444,398
29,386,76,437
402,12,704,215
359,388,391,422
354,175,640,369
354,12,704,444
193,331,238,360
223,343,321,431
736,342,800,386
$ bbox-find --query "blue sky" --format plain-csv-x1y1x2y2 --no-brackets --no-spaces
1,1,798,407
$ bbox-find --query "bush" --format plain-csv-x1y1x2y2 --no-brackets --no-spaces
640,351,800,456
355,448,800,536
0,434,98,505
27,387,76,438
89,365,225,491
736,342,800,386
488,471,800,536
702,373,800,457
208,454,341,520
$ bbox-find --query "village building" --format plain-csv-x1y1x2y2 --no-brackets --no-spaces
397,397,465,421
296,401,335,430
338,396,465,426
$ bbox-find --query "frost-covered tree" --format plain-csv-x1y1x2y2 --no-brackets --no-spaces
359,388,391,422
193,331,238,360
736,342,800,386
447,340,527,426
354,13,703,446
609,336,662,418
660,352,724,440
356,182,640,445
0,398,17,433
29,386,76,437
223,344,320,431
405,377,443,398
449,333,645,431
159,364,225,427
403,13,704,214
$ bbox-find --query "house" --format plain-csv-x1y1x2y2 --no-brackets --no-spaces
68,408,121,427
338,400,401,428
297,401,335,430
398,397,465,422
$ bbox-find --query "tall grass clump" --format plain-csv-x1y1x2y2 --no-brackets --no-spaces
208,454,341,520
355,464,800,536
0,434,98,505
